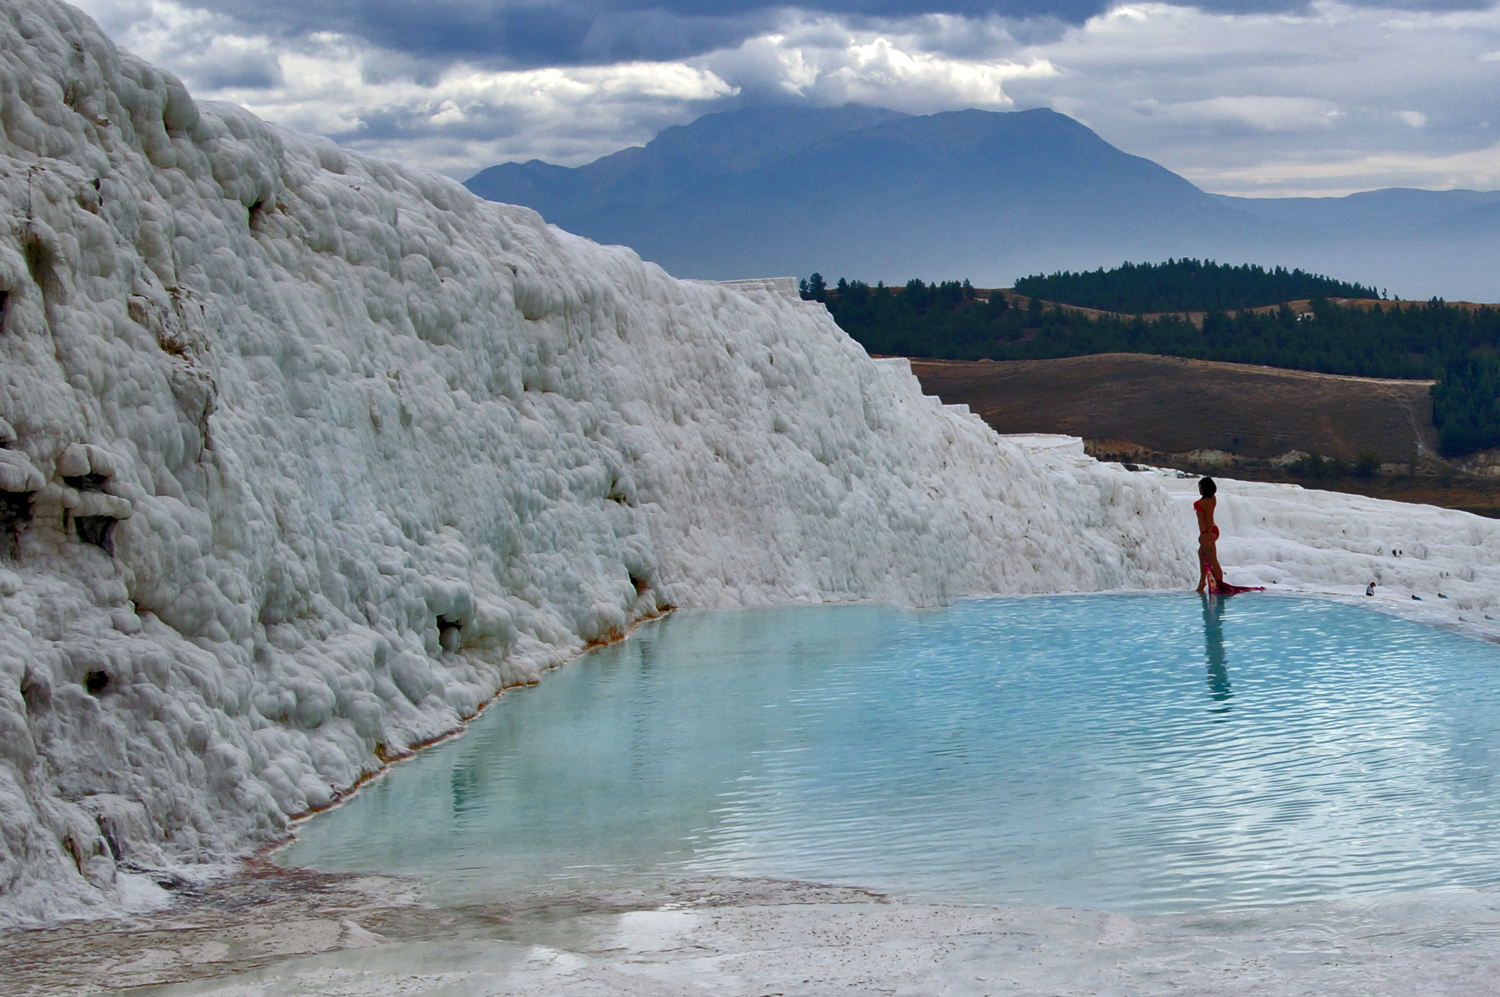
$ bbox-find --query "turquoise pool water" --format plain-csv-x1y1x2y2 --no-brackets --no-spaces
278,595,1500,913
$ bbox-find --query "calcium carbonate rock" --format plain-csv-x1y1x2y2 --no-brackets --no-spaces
0,0,1192,923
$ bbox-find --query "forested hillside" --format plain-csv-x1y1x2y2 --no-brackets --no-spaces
1012,260,1380,313
798,273,1500,456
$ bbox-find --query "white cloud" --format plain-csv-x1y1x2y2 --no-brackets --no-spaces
1001,1,1500,195
698,16,1055,113
69,0,737,174
1131,96,1344,131
1190,143,1500,197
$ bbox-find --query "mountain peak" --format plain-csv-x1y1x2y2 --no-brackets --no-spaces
643,104,909,174
462,104,1500,297
463,104,1225,281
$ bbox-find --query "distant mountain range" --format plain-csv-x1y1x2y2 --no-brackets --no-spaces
465,106,1500,301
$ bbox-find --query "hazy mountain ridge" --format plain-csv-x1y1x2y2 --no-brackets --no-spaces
466,106,1500,301
1212,188,1500,242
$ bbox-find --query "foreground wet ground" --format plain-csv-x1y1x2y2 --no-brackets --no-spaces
7,863,1500,996
0,864,888,996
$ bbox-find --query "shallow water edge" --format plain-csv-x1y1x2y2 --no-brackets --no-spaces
275,583,1500,843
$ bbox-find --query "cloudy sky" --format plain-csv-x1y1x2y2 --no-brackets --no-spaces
71,0,1500,196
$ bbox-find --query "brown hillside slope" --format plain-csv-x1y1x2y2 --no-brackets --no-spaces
910,353,1438,461
909,353,1500,516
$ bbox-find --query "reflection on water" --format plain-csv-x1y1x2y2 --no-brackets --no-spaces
450,763,480,819
281,595,1500,915
1202,594,1233,712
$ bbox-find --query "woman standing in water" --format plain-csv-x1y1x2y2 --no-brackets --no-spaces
1194,477,1262,595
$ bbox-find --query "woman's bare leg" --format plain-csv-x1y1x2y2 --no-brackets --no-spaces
1206,543,1226,587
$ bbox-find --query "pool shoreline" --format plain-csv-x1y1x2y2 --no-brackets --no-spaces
279,594,1500,912
262,584,1500,889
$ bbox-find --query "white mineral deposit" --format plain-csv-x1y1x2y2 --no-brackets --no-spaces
0,0,1198,924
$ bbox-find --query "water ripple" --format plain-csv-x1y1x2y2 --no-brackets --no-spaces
280,594,1500,914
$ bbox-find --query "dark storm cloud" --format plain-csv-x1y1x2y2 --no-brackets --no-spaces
196,0,774,66
189,0,1496,67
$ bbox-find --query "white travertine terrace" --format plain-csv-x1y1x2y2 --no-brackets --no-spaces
0,0,1193,922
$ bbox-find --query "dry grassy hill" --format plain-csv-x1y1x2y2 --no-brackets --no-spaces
910,353,1500,517
912,353,1437,460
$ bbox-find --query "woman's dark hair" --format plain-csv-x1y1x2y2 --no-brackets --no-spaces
1199,476,1217,497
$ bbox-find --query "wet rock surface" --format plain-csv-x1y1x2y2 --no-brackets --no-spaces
8,870,1500,996
0,864,889,995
